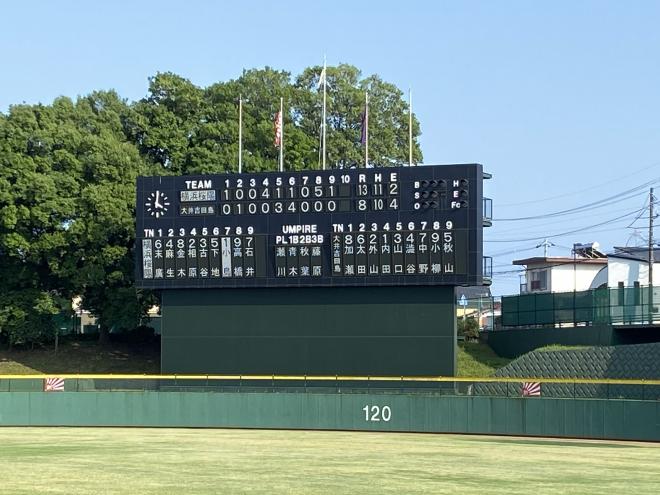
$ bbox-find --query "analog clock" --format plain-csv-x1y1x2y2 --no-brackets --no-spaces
145,190,170,219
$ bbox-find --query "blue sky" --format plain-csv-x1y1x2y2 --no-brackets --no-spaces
2,1,659,295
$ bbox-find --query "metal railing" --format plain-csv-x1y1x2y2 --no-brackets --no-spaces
483,197,493,227
482,256,493,283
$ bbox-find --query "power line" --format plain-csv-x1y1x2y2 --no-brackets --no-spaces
493,179,658,221
496,159,660,207
485,207,646,243
491,207,647,238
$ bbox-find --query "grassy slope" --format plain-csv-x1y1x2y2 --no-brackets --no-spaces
0,428,658,495
0,337,160,375
457,341,512,377
0,338,509,377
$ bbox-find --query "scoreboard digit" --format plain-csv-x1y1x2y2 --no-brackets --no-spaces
135,164,485,289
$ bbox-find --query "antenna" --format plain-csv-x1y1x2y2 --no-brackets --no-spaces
535,239,555,257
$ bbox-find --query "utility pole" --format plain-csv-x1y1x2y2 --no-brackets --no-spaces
649,187,655,323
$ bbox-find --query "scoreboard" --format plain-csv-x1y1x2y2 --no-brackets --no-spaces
135,164,485,289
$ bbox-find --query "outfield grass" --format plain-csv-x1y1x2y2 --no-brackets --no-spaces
0,428,657,494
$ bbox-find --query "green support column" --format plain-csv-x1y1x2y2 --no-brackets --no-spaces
161,286,457,376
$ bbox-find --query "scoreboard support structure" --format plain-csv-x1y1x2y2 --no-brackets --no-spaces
161,286,456,376
136,164,489,378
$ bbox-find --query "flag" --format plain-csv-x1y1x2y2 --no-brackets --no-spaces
316,66,326,90
360,111,367,145
274,110,282,147
522,382,541,397
44,377,65,392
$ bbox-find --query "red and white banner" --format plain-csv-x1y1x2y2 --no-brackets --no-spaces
522,382,541,397
44,377,65,392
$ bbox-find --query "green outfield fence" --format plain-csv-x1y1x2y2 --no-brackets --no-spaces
2,375,659,441
500,285,660,328
0,375,660,442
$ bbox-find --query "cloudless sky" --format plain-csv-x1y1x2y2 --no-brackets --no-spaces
2,0,659,295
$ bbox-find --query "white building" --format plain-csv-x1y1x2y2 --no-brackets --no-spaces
605,247,660,288
513,256,607,294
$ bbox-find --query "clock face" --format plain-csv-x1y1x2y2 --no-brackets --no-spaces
145,190,170,219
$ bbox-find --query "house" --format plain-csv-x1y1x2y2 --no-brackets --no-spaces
605,246,660,289
513,243,607,294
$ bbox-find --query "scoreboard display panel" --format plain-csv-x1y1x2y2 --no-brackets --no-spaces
135,163,485,289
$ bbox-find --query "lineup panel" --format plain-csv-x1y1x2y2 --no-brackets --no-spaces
136,164,484,289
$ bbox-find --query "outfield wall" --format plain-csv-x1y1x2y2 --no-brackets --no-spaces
1,392,658,442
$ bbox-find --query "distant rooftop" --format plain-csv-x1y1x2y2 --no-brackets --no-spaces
512,256,607,266
610,246,660,263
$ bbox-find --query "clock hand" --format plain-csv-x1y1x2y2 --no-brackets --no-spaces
154,191,162,208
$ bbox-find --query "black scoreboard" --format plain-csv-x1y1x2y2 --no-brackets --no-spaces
135,164,485,289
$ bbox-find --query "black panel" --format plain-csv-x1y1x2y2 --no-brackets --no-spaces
136,164,484,289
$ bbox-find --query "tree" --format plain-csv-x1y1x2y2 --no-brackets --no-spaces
458,317,480,341
130,65,423,174
59,91,158,343
294,64,423,168
0,92,157,346
0,101,79,347
0,64,423,347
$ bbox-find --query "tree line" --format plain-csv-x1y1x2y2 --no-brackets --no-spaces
0,65,423,347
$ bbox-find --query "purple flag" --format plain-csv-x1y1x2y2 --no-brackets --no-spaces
360,111,367,145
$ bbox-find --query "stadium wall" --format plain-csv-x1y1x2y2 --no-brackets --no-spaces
0,392,658,441
484,325,660,358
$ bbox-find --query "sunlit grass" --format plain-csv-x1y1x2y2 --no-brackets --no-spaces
0,428,657,495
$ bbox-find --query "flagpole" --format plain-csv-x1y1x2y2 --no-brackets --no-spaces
322,56,327,170
365,91,369,168
409,88,413,167
238,94,243,174
279,97,284,172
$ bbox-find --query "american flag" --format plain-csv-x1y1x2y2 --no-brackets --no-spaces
44,377,65,392
274,110,282,147
522,382,541,397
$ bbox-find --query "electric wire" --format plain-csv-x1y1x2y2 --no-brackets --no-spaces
496,159,660,207
485,207,646,243
492,179,658,221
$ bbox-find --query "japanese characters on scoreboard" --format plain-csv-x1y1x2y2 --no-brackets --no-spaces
136,164,484,288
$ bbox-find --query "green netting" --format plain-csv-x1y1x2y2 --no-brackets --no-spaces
500,286,660,327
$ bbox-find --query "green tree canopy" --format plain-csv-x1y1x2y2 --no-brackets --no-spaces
0,64,423,347
130,64,422,174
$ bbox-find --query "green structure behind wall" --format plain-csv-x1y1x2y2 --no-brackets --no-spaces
161,286,457,376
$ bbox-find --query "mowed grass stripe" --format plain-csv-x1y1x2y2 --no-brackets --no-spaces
0,428,657,495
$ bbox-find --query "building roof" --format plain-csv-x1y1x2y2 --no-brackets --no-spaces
609,246,660,263
512,256,608,267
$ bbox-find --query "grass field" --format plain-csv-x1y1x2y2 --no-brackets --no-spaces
0,428,657,494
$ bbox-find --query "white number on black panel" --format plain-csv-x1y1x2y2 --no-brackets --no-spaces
363,405,391,422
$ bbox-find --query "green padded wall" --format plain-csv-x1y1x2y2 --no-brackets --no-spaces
161,286,456,376
1,392,658,441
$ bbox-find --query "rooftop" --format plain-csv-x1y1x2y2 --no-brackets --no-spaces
512,256,608,266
